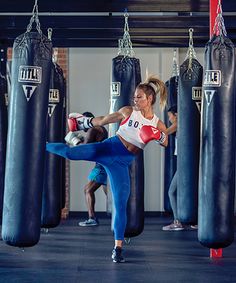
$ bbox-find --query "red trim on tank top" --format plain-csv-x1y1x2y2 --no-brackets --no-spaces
120,115,130,126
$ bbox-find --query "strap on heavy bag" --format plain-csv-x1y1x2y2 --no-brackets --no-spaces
2,4,52,247
177,29,203,224
198,6,235,248
41,62,65,228
0,74,8,222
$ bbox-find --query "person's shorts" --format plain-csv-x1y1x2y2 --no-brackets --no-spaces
88,163,107,185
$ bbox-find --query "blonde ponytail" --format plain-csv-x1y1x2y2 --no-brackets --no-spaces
144,75,167,111
137,74,167,111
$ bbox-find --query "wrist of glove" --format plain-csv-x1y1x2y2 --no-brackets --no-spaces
68,113,94,131
155,132,166,144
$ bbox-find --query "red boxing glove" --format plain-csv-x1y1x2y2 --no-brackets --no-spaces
68,117,78,132
140,125,166,144
68,113,94,132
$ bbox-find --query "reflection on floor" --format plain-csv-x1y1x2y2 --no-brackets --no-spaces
0,215,235,283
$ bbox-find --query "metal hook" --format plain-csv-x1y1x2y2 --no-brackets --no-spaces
217,0,222,15
124,8,129,18
47,28,53,41
26,0,42,35
185,28,197,71
213,0,227,36
188,28,194,47
117,9,134,57
52,47,58,63
124,11,129,33
172,48,179,77
32,0,39,16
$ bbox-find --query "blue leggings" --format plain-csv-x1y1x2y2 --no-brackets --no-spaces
46,136,135,240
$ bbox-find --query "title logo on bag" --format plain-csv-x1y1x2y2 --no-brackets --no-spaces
204,90,216,106
111,82,121,96
49,89,60,103
192,87,202,100
19,66,42,101
192,87,202,113
48,89,60,117
48,104,57,117
18,66,42,83
22,85,37,101
203,70,221,87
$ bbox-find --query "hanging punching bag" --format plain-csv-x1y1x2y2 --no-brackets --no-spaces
166,76,178,108
41,63,65,228
177,58,202,224
198,33,235,248
2,30,52,247
164,76,178,212
110,55,144,237
0,74,8,222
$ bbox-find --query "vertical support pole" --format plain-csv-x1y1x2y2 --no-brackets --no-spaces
210,0,220,38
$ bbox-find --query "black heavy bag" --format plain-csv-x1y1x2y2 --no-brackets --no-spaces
166,76,178,109
177,58,202,223
0,75,8,222
2,32,52,247
164,76,178,212
198,35,235,248
41,63,65,228
110,55,144,237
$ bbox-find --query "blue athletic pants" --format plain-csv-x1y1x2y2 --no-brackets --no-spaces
46,136,136,240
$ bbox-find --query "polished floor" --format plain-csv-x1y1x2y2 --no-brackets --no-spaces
0,215,236,283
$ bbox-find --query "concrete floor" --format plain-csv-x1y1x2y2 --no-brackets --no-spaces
0,215,235,283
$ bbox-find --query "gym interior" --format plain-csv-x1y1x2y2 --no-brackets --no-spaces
0,1,236,282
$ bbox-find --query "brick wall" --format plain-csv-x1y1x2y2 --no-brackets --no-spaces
55,48,70,219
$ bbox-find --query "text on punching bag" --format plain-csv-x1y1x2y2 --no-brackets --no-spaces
18,66,42,83
48,89,60,117
18,66,42,101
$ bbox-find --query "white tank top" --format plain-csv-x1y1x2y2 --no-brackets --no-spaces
116,109,159,149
